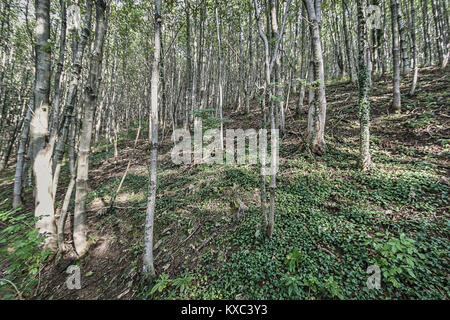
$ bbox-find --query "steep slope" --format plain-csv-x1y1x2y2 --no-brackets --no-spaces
1,66,448,299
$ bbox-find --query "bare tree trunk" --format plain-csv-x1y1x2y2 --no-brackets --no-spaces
143,0,161,278
421,0,431,66
52,0,93,202
57,111,76,250
31,0,56,250
254,0,290,237
215,5,224,150
342,0,357,83
49,0,66,138
184,0,192,130
245,10,253,114
430,0,445,66
73,0,108,256
410,0,419,95
357,0,372,171
304,0,327,154
297,3,307,115
12,98,33,209
398,1,410,75
391,0,402,112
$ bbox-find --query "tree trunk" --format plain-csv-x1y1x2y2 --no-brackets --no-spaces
391,0,402,112
398,1,410,75
304,0,327,154
73,0,108,256
57,110,77,250
184,0,192,130
215,5,224,151
31,0,56,250
143,0,161,278
357,0,372,171
421,0,431,66
49,0,66,138
52,0,93,202
342,0,357,83
410,0,419,95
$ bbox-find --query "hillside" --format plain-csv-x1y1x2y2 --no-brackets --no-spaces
1,66,448,300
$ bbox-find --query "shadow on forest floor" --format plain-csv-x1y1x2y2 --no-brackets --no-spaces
0,66,449,300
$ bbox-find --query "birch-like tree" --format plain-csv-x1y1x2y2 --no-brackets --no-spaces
73,0,109,256
143,0,162,277
357,0,372,171
31,0,57,250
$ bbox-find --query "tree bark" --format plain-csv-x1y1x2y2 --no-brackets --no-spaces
410,0,419,95
304,0,327,154
73,0,108,256
398,1,410,75
391,0,402,112
143,0,161,278
357,0,372,171
31,0,56,250
52,0,93,202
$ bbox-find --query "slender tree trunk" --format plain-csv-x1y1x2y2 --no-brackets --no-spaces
391,0,402,112
49,0,66,138
342,0,357,83
215,5,224,150
245,10,253,114
304,0,327,154
297,4,308,115
410,0,419,95
73,0,108,256
52,0,93,202
254,0,290,237
184,0,192,130
13,92,33,209
398,1,410,74
430,0,443,66
357,0,372,171
143,0,161,278
421,0,431,66
57,111,76,250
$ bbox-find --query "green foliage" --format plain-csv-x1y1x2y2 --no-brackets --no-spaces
140,273,194,299
285,248,305,273
172,273,194,294
0,209,51,299
281,274,302,297
192,108,229,131
150,273,170,295
145,144,449,300
404,111,433,129
368,233,425,289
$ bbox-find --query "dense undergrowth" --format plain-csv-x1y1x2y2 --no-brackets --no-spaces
0,67,448,300
136,142,449,300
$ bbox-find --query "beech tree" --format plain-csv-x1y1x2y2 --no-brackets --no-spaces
1,0,448,286
143,0,161,277
73,0,109,256
31,0,56,250
356,0,372,171
303,0,327,154
391,0,402,112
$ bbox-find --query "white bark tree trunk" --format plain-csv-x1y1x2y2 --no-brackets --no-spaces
73,0,108,256
31,0,56,250
143,0,162,277
304,0,327,154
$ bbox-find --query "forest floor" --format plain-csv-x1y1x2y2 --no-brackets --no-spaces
0,66,449,300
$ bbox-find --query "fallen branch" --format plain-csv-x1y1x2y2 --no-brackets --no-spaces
0,278,23,300
196,231,218,252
